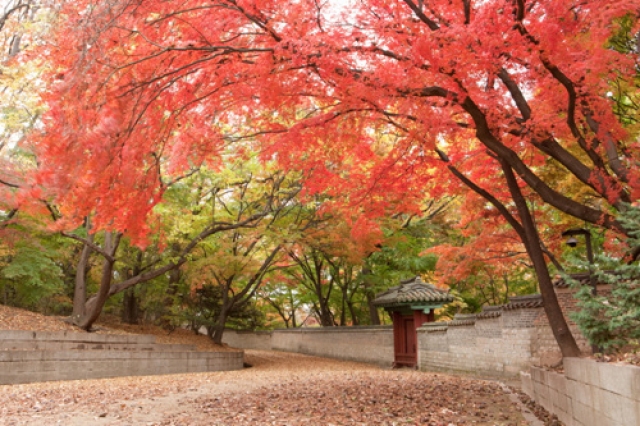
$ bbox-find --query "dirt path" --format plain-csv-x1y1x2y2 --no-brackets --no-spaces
0,350,538,425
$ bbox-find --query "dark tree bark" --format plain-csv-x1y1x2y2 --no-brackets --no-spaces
122,251,143,324
499,160,581,357
71,230,92,321
76,231,122,330
121,288,139,325
361,267,381,325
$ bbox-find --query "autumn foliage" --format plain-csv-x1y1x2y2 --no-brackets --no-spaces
26,0,637,246
1,0,639,351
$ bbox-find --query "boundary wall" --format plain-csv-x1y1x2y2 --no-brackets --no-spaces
416,291,593,377
0,330,243,385
221,285,633,424
222,326,394,366
521,358,640,426
223,291,594,378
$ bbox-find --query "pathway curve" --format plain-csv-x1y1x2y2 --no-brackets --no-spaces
0,350,539,425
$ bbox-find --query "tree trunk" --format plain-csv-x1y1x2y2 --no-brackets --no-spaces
211,302,232,345
446,156,582,358
75,232,121,331
347,299,359,325
340,285,347,326
313,275,335,326
362,267,381,325
366,293,380,325
71,228,93,321
318,300,335,326
122,252,143,324
501,161,582,358
290,291,298,328
122,288,139,324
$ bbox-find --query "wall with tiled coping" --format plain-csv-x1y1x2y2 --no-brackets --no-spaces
223,326,394,366
223,291,594,378
416,289,594,377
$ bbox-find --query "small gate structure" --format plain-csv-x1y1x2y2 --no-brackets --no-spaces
373,276,453,368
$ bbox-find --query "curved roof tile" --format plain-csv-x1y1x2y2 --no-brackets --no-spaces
372,276,453,308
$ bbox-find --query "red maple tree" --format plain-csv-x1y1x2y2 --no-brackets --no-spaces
31,0,640,355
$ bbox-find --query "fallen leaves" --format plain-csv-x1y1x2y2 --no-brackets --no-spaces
0,350,532,425
0,306,539,425
183,371,529,426
0,306,236,352
0,305,78,333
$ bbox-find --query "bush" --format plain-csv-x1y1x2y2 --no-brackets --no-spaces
568,205,640,352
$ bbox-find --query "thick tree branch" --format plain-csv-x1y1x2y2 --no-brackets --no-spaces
498,68,531,120
498,69,630,205
459,96,624,233
0,178,20,189
583,113,630,183
0,208,18,229
407,86,624,233
445,162,527,242
61,231,116,262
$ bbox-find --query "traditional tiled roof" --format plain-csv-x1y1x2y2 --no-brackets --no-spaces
476,305,503,319
553,271,617,288
449,313,476,326
502,294,544,310
420,323,449,332
372,276,453,308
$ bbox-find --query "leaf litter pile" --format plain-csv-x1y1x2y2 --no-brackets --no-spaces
0,305,538,425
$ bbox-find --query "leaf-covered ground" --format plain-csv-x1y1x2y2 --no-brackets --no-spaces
0,350,535,426
0,305,237,352
0,306,542,425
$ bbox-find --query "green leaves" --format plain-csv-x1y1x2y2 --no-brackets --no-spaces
0,241,64,309
568,204,640,352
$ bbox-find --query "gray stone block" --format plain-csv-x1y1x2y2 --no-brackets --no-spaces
595,361,639,399
567,377,593,407
572,400,597,426
548,370,567,395
0,345,243,385
565,357,602,387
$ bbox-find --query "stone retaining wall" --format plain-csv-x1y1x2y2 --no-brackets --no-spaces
0,330,243,385
521,358,640,426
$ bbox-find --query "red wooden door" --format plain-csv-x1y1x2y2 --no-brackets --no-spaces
404,317,416,361
393,314,417,367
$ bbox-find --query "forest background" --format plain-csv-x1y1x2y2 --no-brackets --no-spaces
0,0,638,355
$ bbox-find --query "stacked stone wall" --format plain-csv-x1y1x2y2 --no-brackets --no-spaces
0,330,243,385
221,330,273,350
219,284,602,379
270,326,394,365
220,326,394,365
521,358,640,426
532,285,611,365
417,297,542,377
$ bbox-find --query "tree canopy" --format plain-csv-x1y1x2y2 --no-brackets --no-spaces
1,0,639,353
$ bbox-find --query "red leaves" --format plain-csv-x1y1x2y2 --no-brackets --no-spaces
19,0,637,267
